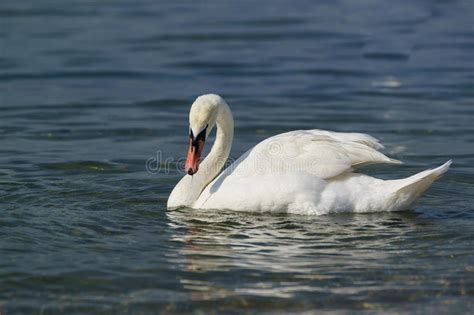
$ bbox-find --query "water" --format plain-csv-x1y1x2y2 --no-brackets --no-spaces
1,0,474,313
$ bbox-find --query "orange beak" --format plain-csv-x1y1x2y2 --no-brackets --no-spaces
185,137,205,175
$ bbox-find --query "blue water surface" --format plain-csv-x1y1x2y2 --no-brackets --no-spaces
1,0,474,314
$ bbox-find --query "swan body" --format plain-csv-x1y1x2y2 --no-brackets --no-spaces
167,94,451,215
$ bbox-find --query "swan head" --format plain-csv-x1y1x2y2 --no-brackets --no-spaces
185,94,223,175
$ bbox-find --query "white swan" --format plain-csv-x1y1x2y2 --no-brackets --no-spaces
167,94,451,215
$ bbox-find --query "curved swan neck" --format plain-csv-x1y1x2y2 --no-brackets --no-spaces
167,100,234,209
199,101,234,183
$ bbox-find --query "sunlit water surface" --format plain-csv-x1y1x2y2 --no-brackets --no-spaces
1,0,474,314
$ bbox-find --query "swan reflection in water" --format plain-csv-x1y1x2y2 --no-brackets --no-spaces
166,208,436,305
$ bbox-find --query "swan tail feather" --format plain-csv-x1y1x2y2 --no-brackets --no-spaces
387,160,452,211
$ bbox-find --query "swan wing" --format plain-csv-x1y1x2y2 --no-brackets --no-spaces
228,129,400,179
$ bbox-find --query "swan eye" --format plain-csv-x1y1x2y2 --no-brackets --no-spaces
196,126,207,142
189,125,208,141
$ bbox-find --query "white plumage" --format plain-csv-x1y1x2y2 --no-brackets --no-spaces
167,94,451,215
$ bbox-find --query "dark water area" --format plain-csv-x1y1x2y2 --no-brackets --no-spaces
1,0,474,314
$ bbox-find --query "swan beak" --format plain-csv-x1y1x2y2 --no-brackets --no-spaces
185,138,204,175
